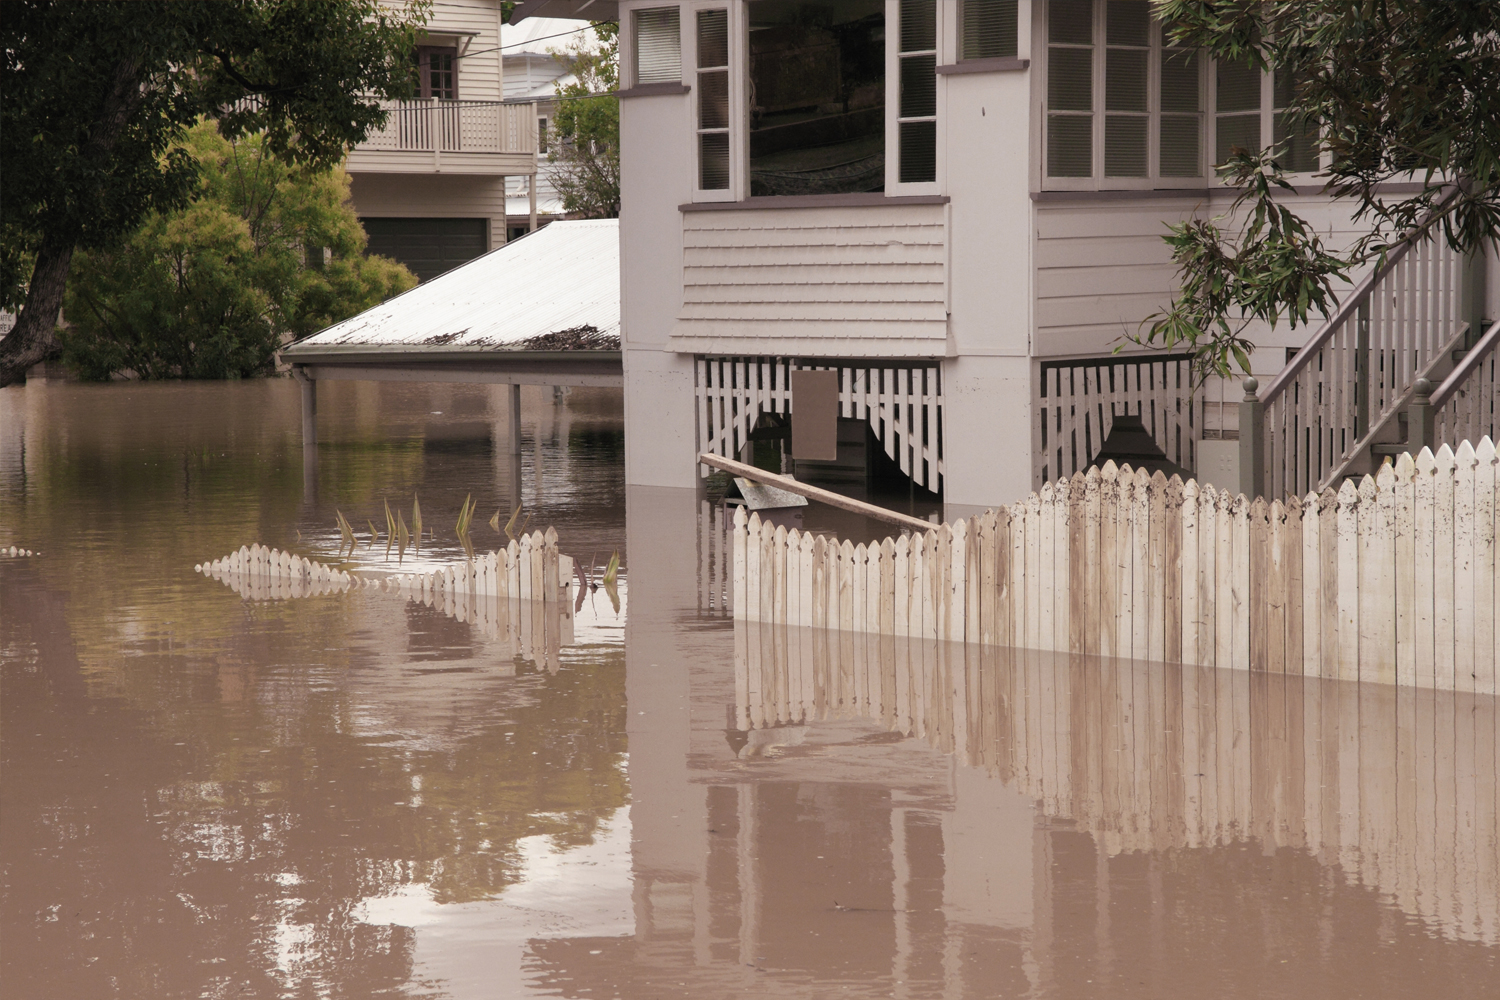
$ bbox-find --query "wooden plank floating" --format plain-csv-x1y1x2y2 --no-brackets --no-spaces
728,438,1500,691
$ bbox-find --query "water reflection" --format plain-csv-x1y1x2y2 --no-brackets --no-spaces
737,626,1500,947
3,382,1497,998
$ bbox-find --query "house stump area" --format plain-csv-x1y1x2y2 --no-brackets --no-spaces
733,438,1500,692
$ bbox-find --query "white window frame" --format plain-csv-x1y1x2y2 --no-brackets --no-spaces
1036,0,1325,192
682,0,743,202
625,2,685,90
886,0,947,195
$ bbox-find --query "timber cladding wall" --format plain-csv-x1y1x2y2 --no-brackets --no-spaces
733,437,1500,692
670,204,949,356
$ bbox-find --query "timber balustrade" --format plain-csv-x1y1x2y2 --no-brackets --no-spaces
732,439,1500,692
196,529,574,669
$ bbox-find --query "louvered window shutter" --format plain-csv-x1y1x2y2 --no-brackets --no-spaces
1047,0,1094,178
960,0,1017,60
1273,67,1319,172
634,7,682,86
1158,26,1201,177
898,0,937,184
696,9,730,190
1103,0,1149,177
1215,57,1262,164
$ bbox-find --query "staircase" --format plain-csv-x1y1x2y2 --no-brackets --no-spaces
1244,195,1492,500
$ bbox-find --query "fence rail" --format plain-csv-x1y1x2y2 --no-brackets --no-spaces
357,99,537,154
734,439,1500,692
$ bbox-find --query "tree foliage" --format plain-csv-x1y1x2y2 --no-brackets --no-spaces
548,22,620,219
1133,0,1500,384
59,123,416,380
0,0,428,385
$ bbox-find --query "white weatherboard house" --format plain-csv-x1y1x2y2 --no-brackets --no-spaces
526,0,1497,513
347,0,545,283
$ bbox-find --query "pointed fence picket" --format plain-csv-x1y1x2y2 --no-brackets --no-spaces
730,438,1500,691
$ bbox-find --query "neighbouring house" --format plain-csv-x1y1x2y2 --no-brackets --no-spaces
508,0,1497,516
345,0,543,283
500,17,606,240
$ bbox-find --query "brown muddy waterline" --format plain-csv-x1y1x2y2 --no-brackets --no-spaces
1,380,1495,999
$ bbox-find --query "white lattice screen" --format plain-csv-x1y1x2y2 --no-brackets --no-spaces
695,357,945,492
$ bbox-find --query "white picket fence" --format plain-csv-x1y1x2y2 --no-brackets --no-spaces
733,438,1500,692
734,625,1500,946
196,530,575,668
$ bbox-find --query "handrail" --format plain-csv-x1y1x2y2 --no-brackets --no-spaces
699,453,938,533
1259,185,1460,406
1432,318,1500,410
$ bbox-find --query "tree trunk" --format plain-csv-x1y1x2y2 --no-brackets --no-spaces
0,238,74,386
0,55,143,387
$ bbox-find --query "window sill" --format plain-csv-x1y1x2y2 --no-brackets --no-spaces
615,82,690,98
935,57,1029,75
1031,188,1211,202
680,193,950,212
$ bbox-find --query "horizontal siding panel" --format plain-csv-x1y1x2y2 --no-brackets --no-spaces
684,282,944,305
1034,234,1178,269
1035,291,1171,330
685,264,945,287
1036,263,1181,299
1036,206,1205,240
685,245,944,267
680,301,946,322
677,202,948,351
684,227,944,251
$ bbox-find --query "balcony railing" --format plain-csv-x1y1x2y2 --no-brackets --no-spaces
357,99,537,156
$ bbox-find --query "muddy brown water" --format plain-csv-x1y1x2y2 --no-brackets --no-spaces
1,380,1495,999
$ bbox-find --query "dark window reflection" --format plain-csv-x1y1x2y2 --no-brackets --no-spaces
748,0,886,197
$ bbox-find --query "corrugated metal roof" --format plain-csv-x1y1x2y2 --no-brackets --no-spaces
284,218,617,356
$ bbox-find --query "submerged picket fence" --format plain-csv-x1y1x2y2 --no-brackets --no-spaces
196,529,572,603
196,530,575,669
733,438,1500,693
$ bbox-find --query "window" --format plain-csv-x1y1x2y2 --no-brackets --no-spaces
1214,54,1260,165
960,0,1018,60
415,46,457,100
1044,0,1209,186
747,0,886,197
634,6,682,85
897,0,937,184
1273,67,1318,173
537,116,549,155
1046,0,1093,177
697,8,730,190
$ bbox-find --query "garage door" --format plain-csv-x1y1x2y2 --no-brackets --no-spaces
361,218,487,283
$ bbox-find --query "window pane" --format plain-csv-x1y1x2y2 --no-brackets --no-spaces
697,8,728,69
1048,116,1092,176
1216,58,1260,113
1105,48,1147,112
1273,65,1301,109
961,0,1017,60
1106,0,1150,47
1275,112,1319,172
900,120,936,183
1216,112,1259,163
700,132,729,189
900,0,935,52
1105,115,1147,176
636,7,682,84
901,53,936,118
1049,0,1093,45
1160,47,1199,113
748,0,886,197
699,69,728,129
1160,114,1200,176
1048,47,1093,112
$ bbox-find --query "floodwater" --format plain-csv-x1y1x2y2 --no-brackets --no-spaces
1,380,1496,999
